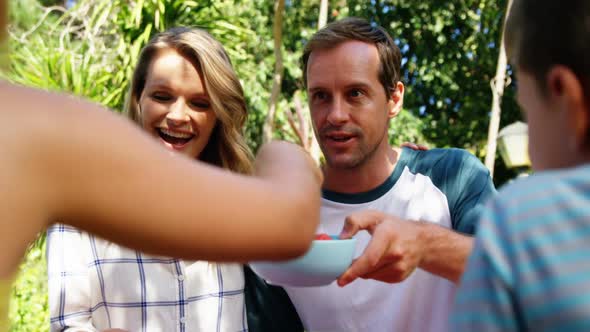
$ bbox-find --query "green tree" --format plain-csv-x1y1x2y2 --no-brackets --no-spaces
336,0,522,183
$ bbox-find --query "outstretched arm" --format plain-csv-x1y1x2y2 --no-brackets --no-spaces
336,210,472,286
0,83,321,278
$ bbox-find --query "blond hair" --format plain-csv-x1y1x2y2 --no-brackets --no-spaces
126,27,253,174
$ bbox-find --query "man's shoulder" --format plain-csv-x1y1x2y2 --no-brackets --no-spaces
401,147,486,178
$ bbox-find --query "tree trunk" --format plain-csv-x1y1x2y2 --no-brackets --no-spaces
484,0,514,178
306,0,329,161
318,0,328,28
262,0,285,143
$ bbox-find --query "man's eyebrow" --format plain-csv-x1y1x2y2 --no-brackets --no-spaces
308,81,372,92
344,82,371,90
307,86,325,93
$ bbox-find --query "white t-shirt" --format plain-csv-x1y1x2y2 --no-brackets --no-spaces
285,148,496,332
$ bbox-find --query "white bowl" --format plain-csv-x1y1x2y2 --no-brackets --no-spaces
249,238,357,287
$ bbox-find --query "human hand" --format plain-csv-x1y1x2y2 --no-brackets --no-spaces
336,210,426,287
400,142,429,151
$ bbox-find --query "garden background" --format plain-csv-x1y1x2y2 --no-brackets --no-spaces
6,0,519,330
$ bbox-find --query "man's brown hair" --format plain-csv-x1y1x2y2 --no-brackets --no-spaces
302,17,402,98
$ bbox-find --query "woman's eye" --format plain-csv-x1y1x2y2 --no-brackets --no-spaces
191,100,211,109
151,93,171,102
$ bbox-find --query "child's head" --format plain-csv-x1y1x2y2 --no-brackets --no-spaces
505,0,590,171
126,27,253,174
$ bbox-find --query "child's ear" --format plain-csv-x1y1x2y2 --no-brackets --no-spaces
547,66,589,150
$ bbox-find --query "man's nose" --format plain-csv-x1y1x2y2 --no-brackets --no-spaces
326,96,349,126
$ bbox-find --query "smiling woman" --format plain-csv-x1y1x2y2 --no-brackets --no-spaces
127,27,253,173
138,48,218,158
46,27,268,332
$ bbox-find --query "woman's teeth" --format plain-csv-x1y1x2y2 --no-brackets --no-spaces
157,128,194,146
160,128,193,139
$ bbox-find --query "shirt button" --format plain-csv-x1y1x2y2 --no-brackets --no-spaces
180,317,186,324
177,275,185,281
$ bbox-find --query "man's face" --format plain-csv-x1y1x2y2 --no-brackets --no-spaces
306,41,402,170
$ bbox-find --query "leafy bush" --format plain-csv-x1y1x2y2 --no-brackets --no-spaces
9,242,48,332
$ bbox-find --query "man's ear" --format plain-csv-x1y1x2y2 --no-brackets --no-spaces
547,66,589,150
387,81,404,119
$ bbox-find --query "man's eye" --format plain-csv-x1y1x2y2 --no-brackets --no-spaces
313,91,328,101
349,89,363,98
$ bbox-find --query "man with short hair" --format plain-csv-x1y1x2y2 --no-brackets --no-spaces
282,17,496,332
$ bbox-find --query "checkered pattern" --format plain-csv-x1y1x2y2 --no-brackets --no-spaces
47,225,248,332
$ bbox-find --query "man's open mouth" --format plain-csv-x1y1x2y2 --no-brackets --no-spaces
326,133,355,143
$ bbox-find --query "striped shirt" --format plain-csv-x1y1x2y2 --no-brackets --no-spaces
47,225,247,332
452,164,590,331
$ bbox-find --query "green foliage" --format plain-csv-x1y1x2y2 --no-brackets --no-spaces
9,242,48,332
8,0,47,32
340,0,522,165
6,1,127,109
389,110,428,147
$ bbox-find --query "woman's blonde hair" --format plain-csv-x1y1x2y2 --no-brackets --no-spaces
126,27,253,174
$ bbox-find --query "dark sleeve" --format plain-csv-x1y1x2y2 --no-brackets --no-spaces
445,150,497,234
417,148,496,235
243,265,303,332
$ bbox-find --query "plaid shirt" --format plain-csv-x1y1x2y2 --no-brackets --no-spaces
47,225,248,332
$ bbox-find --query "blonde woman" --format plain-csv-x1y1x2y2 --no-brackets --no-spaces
44,27,310,332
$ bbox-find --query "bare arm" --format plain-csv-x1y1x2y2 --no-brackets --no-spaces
0,83,321,278
336,210,472,287
418,222,473,282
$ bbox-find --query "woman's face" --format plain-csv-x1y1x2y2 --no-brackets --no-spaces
139,48,217,159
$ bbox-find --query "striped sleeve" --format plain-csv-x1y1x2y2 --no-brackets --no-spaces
451,198,520,332
453,170,590,332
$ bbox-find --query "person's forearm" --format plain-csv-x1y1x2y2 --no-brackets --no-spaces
417,222,474,283
2,83,321,264
252,141,322,257
36,93,320,262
